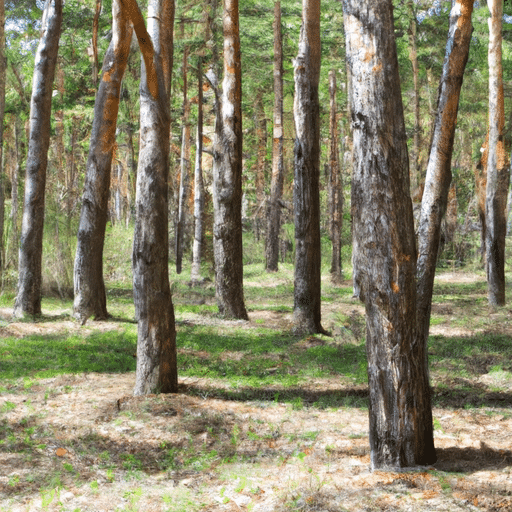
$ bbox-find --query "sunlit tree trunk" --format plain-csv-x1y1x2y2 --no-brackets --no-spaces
212,0,248,319
127,0,178,395
416,0,474,364
176,46,190,275
265,0,284,272
73,2,133,323
485,0,509,307
191,58,204,284
292,0,324,334
14,0,62,318
0,0,6,273
343,0,436,469
329,69,342,283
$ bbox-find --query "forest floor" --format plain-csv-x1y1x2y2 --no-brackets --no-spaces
0,265,512,511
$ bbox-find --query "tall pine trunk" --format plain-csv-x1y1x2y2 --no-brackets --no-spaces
265,0,284,272
212,0,248,320
128,0,178,395
329,69,342,283
485,0,509,307
416,0,474,361
14,0,62,318
176,46,190,275
343,0,435,469
191,58,205,284
0,0,5,274
73,1,133,323
292,0,324,334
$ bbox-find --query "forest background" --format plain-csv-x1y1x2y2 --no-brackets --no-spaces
1,0,512,291
1,1,512,511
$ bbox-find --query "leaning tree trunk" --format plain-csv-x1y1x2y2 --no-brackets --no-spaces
265,0,284,272
343,0,436,469
13,0,62,318
73,2,133,324
127,0,178,395
485,0,509,307
212,0,248,320
191,57,205,284
329,69,343,283
416,0,474,362
292,0,324,335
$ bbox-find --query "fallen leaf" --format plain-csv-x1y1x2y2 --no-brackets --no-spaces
56,447,67,457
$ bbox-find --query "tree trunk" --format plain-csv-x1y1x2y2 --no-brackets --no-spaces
416,0,474,364
329,69,342,283
265,0,284,273
0,0,5,273
73,2,133,324
254,93,266,240
13,0,62,318
485,0,509,307
343,0,436,469
128,0,178,395
212,0,248,320
408,0,421,190
92,0,102,87
292,0,324,335
191,58,204,284
176,46,190,275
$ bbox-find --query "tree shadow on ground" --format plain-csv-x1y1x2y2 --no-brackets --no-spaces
434,444,512,473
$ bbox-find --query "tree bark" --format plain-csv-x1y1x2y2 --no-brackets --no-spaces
265,0,284,273
485,0,509,307
343,0,436,469
191,58,205,284
408,0,421,190
0,0,6,273
212,0,248,320
416,0,474,365
73,2,133,324
127,0,178,395
329,69,342,283
13,0,62,318
176,46,190,275
292,0,324,335
92,0,102,87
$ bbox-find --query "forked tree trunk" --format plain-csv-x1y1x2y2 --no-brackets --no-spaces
212,0,248,320
265,0,284,272
343,0,436,469
176,46,190,275
485,0,509,307
191,58,205,284
292,0,324,334
73,2,133,323
329,69,342,283
416,0,474,362
127,0,178,395
14,0,62,318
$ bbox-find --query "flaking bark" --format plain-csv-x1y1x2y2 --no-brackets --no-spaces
14,0,62,318
343,0,435,469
